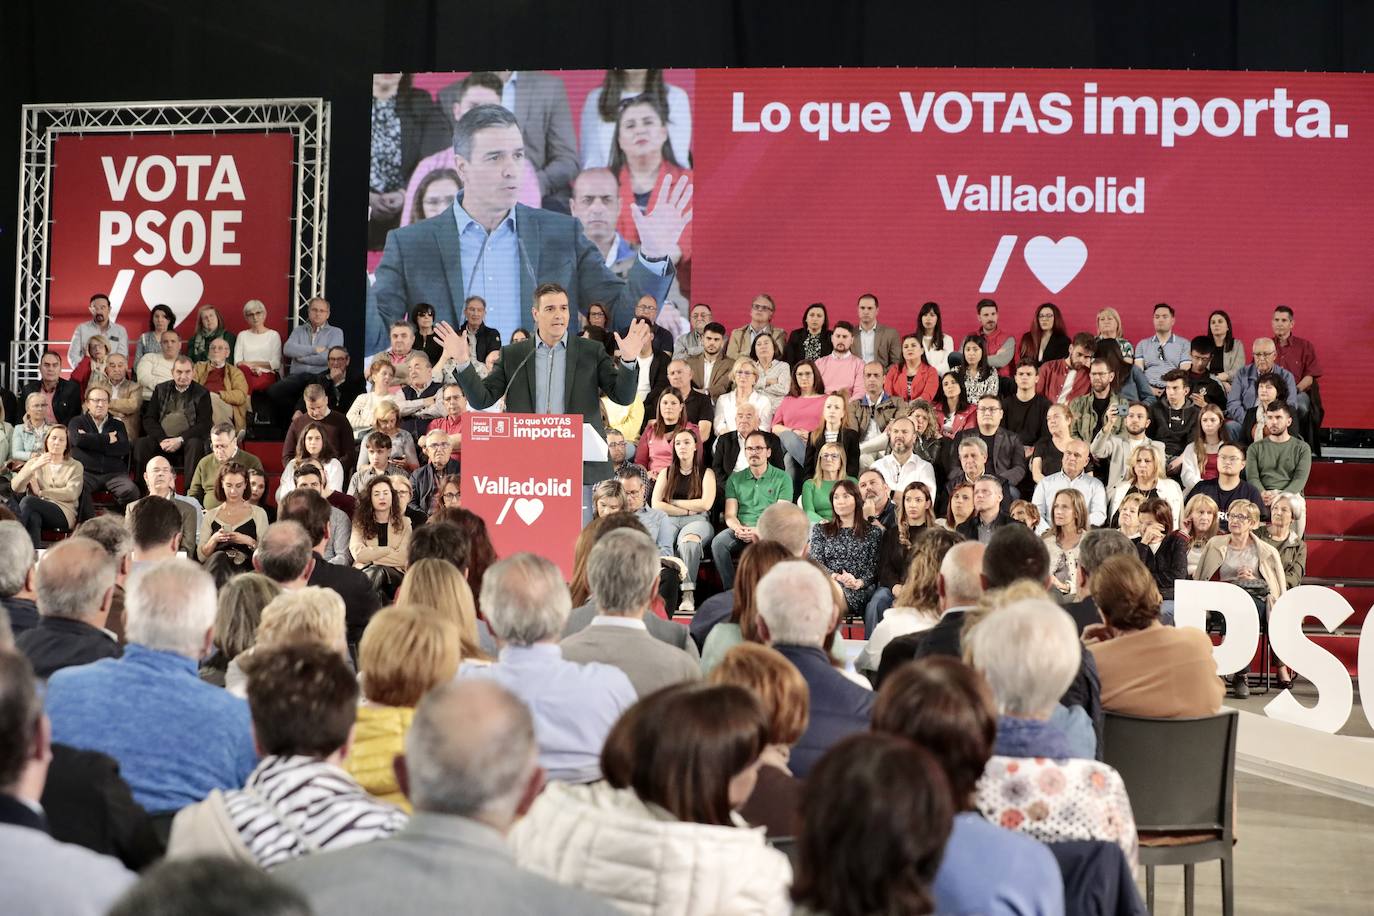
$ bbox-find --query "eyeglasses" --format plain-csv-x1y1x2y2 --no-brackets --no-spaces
977,406,1002,414
821,454,840,460
743,446,768,453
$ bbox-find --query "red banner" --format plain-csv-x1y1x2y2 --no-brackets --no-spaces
462,413,583,578
47,131,295,350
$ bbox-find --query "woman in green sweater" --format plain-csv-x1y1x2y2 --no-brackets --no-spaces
800,441,857,523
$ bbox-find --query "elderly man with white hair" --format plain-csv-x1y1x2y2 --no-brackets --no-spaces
460,553,636,784
42,558,256,816
15,537,121,677
756,559,875,778
0,520,40,635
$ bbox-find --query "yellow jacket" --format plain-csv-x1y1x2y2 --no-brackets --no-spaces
193,361,250,429
343,704,414,812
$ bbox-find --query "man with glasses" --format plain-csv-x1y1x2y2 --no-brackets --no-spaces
1190,443,1265,532
1226,338,1300,439
672,303,714,359
409,430,460,516
68,384,138,510
632,294,674,355
712,431,792,588
21,351,82,426
1133,303,1192,396
426,384,469,450
956,395,1028,500
187,423,265,508
725,294,787,361
1069,359,1129,445
1030,439,1106,533
67,293,130,368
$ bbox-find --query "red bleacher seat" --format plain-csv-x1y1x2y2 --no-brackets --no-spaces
1304,537,1374,580
1304,497,1374,537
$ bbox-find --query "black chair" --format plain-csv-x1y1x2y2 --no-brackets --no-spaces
1101,711,1239,916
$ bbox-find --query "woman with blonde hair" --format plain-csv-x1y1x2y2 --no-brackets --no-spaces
1258,494,1307,591
1044,488,1089,599
363,400,419,472
713,358,773,435
802,392,860,481
1180,492,1221,576
1115,491,1147,541
1108,442,1183,527
395,557,492,662
591,478,626,518
1095,307,1133,360
200,573,282,687
345,604,461,810
71,334,111,396
799,441,853,523
226,586,348,696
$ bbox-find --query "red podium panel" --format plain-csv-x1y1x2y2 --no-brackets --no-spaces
462,414,582,578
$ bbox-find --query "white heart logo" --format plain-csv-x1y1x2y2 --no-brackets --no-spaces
513,497,545,526
1023,236,1087,294
139,269,204,325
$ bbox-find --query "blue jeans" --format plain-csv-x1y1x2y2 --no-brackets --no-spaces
864,587,895,638
711,528,746,589
663,514,713,585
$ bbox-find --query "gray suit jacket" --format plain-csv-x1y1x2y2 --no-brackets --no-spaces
565,599,701,662
276,812,614,916
369,199,673,353
561,622,701,697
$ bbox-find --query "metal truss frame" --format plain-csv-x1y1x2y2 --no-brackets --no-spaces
11,98,330,389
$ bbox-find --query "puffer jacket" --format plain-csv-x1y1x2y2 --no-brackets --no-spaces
342,704,414,812
510,781,792,916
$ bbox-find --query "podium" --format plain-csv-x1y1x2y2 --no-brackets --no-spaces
462,414,583,578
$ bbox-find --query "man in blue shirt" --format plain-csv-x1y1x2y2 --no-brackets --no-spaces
1133,303,1192,396
269,297,346,428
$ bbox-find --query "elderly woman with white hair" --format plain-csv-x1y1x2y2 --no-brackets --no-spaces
967,598,1138,867
224,586,349,697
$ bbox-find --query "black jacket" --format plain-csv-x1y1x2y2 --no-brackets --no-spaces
20,378,82,426
954,428,1028,490
1137,533,1190,600
459,322,504,365
16,616,121,678
308,551,382,649
67,413,131,475
1148,399,1199,460
711,429,784,485
1,596,39,635
802,428,861,481
956,511,1016,542
42,744,163,869
783,327,832,367
143,380,213,442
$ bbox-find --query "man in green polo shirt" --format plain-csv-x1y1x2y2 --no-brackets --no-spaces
712,431,792,588
186,422,265,508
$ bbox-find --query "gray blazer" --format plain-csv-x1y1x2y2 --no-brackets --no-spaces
561,623,702,697
275,812,614,916
565,599,701,662
368,199,673,353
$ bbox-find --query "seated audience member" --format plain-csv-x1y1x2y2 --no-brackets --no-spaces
277,679,616,916
808,479,884,619
461,553,637,783
186,423,265,508
69,515,133,641
44,559,255,815
707,643,809,839
1009,498,1040,529
686,321,736,400
700,540,793,675
1226,338,1299,439
853,293,900,367
234,298,283,391
649,427,717,591
1085,554,1225,717
885,333,939,403
278,422,346,500
1043,488,1089,600
713,431,793,588
1206,309,1246,388
1068,359,1128,446
770,359,828,475
866,480,937,629
749,333,790,416
1060,528,1137,633
0,650,136,912
791,733,952,916
397,354,443,438
1189,442,1265,532
8,391,50,472
1270,305,1322,417
112,856,309,916
198,462,269,586
815,321,866,397
409,430,459,515
1096,334,1154,403
850,361,909,466
345,605,459,811
1195,498,1289,696
728,296,789,364
870,415,936,496
351,476,411,596
68,384,138,510
858,527,962,675
134,330,179,398
0,520,39,634
1180,493,1221,577
756,560,875,777
277,488,381,649
1108,442,1183,528
784,302,832,367
1258,494,1308,591
224,586,347,695
1149,369,1200,473
958,396,1029,493
16,537,120,677
185,304,234,365
1185,336,1228,409
1135,497,1189,616
1090,401,1165,502
1035,333,1095,405
800,441,854,523
134,356,212,480
560,529,700,696
1116,492,1146,541
714,402,781,483
873,658,1065,916
1246,402,1311,524
250,521,318,588
614,466,675,557
1031,437,1107,532
967,598,1138,864
957,474,1015,543
957,334,1000,403
23,350,83,425
349,430,406,496
591,479,625,518
71,335,112,396
199,573,280,687
637,388,703,479
1180,403,1232,493
127,486,193,567
168,643,407,866
347,360,401,439
1018,302,1071,366
13,426,82,548
287,465,352,564
1031,403,1073,484
396,558,494,661
649,358,715,441
941,481,975,531
193,338,249,430
905,536,998,663
915,300,956,374
672,302,713,360
1134,303,1191,395
105,353,143,440
714,358,774,437
511,683,791,915
282,385,356,472
1002,359,1051,451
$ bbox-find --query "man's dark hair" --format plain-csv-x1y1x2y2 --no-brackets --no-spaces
976,298,997,312
702,321,727,337
532,280,567,306
1071,332,1096,351
982,523,1049,589
244,643,358,758
1266,401,1294,420
1154,302,1175,317
832,320,855,334
293,462,324,484
1274,305,1294,319
277,489,332,547
1161,369,1190,385
453,103,519,160
456,71,503,105
90,293,110,305
0,650,40,787
108,856,313,916
128,497,184,551
858,292,878,308
1014,357,1039,372
408,521,469,569
254,522,313,583
364,431,392,452
1190,335,1216,356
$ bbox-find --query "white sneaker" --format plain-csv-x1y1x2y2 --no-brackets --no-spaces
679,589,695,614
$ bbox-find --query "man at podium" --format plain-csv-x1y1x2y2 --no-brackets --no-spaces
436,282,651,486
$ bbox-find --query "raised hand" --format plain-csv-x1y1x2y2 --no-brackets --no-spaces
614,320,652,363
632,173,693,261
435,321,470,366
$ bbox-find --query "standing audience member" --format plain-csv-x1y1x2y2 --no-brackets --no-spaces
510,683,792,916
756,560,875,777
461,553,637,783
167,643,407,866
277,680,617,916
43,559,256,816
16,537,120,677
